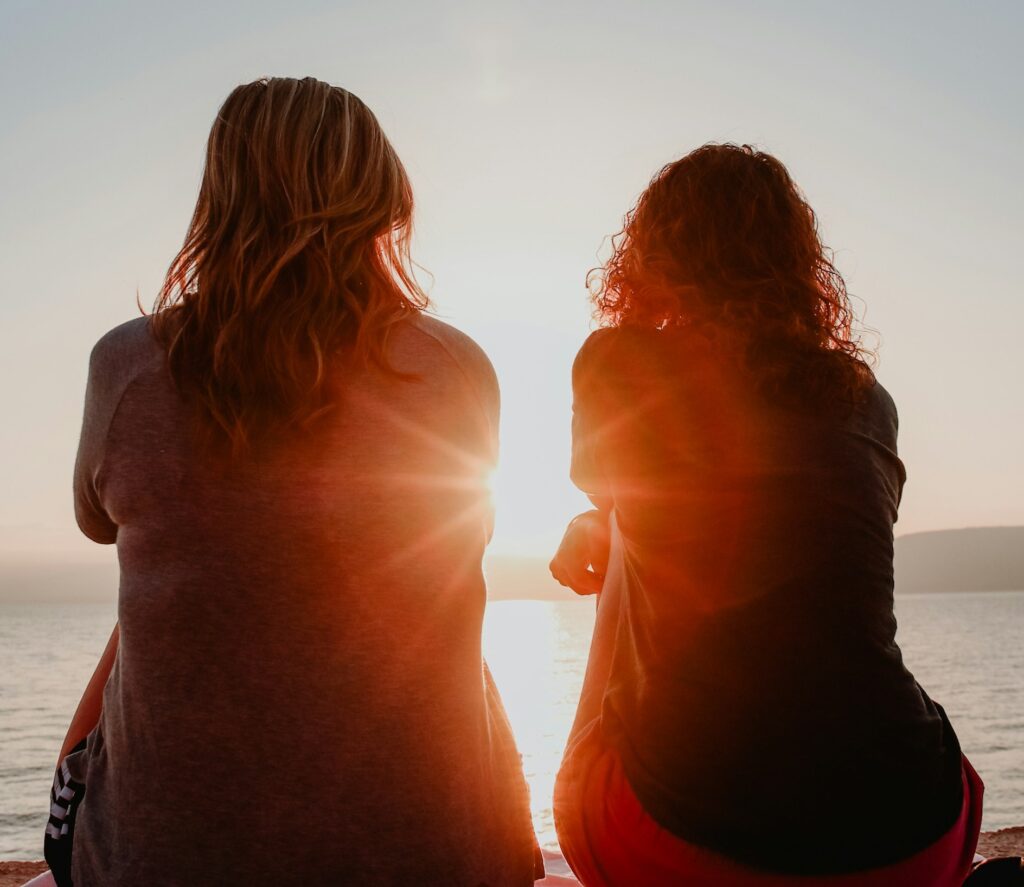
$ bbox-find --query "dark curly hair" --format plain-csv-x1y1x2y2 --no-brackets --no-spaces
590,143,874,407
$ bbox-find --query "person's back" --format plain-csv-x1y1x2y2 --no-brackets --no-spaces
68,313,536,885
571,325,963,872
49,77,539,887
550,144,981,887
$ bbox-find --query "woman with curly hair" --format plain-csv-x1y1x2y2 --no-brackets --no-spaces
43,78,541,886
550,144,982,886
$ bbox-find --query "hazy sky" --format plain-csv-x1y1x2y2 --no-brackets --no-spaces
1,0,1022,562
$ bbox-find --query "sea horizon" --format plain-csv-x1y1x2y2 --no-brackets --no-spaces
4,523,1024,605
3,589,1023,860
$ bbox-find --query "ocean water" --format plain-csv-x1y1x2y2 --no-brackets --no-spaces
1,592,1023,859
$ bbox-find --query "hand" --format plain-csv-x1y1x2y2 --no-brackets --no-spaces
549,510,611,595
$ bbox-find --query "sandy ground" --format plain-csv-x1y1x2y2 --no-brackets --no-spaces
2,831,1022,887
977,826,1024,859
0,860,582,887
0,864,46,887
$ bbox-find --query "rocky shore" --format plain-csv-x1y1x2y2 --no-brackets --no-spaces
2,832,1022,887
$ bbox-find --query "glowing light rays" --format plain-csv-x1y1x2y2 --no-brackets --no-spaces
344,387,495,575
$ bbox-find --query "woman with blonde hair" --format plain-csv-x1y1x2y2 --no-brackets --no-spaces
550,144,983,886
43,77,541,886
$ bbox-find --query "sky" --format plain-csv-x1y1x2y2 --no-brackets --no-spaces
0,0,1022,563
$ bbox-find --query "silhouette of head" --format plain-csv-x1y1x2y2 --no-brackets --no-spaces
154,77,427,449
591,144,872,405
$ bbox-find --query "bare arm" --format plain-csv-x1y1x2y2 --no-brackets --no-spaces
58,623,119,763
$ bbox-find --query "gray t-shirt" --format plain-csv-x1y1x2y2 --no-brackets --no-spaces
68,313,539,886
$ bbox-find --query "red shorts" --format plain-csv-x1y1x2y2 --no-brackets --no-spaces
554,722,983,887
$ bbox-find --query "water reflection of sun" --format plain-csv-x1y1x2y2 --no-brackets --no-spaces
482,600,596,849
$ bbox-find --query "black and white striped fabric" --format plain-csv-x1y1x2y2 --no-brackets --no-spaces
46,756,84,840
43,740,87,887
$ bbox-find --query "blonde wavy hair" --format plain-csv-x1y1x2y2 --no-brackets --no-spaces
152,77,428,450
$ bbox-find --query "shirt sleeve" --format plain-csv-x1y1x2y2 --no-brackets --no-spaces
471,350,500,543
438,325,501,542
472,347,500,474
570,331,614,507
72,337,122,544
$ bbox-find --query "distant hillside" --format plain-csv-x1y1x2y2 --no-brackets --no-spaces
895,527,1024,593
3,527,1021,604
487,527,1024,599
